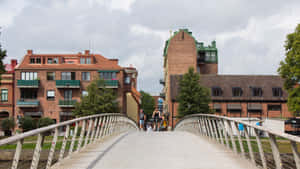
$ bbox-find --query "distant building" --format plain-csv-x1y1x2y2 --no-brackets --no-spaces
161,29,292,128
0,59,17,133
14,50,140,126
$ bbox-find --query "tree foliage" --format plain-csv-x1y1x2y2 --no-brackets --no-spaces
0,30,7,75
278,24,300,115
177,67,211,118
73,79,119,116
19,116,37,132
1,118,15,131
140,91,155,118
37,117,55,128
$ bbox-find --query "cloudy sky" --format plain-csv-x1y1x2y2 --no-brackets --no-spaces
0,0,299,95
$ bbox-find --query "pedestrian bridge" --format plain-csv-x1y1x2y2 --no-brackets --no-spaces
1,113,300,169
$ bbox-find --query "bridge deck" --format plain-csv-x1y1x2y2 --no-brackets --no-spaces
51,131,258,169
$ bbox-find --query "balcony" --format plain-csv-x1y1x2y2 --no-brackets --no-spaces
17,99,39,108
59,100,77,108
17,80,39,88
56,80,80,88
99,80,119,88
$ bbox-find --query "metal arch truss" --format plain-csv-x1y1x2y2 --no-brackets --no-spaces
0,113,138,169
174,114,300,169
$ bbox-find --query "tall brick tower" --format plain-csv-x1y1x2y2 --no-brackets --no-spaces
161,28,218,127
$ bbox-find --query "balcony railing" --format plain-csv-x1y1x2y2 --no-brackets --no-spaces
17,80,39,88
56,80,80,88
99,80,119,88
17,99,39,108
59,100,77,107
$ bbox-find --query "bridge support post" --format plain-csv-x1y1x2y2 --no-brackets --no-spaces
46,127,58,169
225,120,237,153
77,120,86,152
216,119,224,145
269,133,282,169
69,122,78,155
220,119,230,149
204,117,212,138
94,117,102,141
197,119,203,135
233,122,245,157
99,116,106,139
211,119,219,143
291,141,300,169
30,133,44,169
59,125,70,162
254,128,267,169
84,119,93,147
90,117,98,143
11,139,24,169
244,126,255,164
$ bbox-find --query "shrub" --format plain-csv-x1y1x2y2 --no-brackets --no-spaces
19,116,37,132
37,117,55,128
1,118,15,136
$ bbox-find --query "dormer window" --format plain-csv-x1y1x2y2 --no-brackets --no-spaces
80,58,85,64
53,58,59,64
232,87,243,97
251,87,263,97
36,58,41,64
47,58,53,64
272,87,282,97
30,58,35,64
212,87,222,96
86,58,91,64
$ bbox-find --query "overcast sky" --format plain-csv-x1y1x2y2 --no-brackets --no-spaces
0,0,299,95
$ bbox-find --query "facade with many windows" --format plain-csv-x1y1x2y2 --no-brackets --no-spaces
14,50,140,125
161,29,292,127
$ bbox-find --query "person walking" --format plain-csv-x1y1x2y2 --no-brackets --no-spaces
139,109,146,130
152,108,161,131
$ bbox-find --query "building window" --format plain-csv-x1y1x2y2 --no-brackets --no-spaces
211,87,222,96
61,72,76,80
21,89,37,99
232,87,243,97
80,58,85,64
1,89,8,102
86,58,91,64
53,58,59,64
64,90,72,100
99,72,117,80
21,72,38,80
125,76,131,84
272,88,282,97
82,72,90,81
47,90,55,100
268,105,281,111
47,72,55,80
205,52,211,61
36,58,41,64
82,90,88,97
251,87,263,97
47,58,53,64
30,58,35,64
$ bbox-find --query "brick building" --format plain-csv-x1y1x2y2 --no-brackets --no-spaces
0,59,17,133
161,29,292,128
14,50,140,124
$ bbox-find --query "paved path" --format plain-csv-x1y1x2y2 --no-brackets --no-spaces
51,131,259,169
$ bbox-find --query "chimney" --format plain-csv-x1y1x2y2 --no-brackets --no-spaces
11,59,18,69
27,50,33,55
84,50,90,55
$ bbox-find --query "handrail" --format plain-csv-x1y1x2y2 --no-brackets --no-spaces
174,114,300,169
0,113,138,169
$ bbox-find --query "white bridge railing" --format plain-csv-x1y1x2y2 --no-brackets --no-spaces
0,113,138,169
174,114,300,169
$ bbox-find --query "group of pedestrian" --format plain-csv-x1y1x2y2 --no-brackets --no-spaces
139,108,168,131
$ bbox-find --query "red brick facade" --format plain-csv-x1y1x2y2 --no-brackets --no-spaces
162,29,292,128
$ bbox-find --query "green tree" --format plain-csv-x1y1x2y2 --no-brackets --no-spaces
37,117,55,128
177,67,211,118
0,29,7,75
73,79,119,116
1,118,15,136
278,24,300,115
19,116,37,132
140,91,155,118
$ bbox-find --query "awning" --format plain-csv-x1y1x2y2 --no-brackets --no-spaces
213,104,221,109
60,112,74,116
24,112,42,116
248,104,262,110
227,104,241,110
